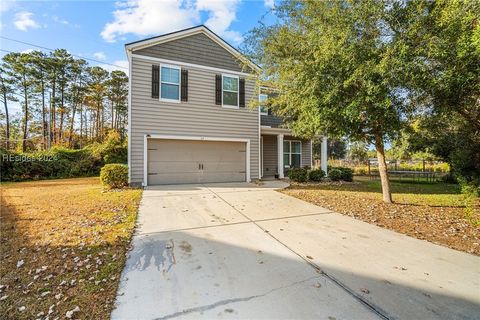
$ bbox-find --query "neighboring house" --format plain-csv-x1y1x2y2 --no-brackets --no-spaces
125,25,327,186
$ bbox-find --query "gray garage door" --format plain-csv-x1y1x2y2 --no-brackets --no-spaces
147,139,246,185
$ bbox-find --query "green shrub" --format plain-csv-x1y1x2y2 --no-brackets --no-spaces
0,131,127,182
328,168,343,181
0,147,100,181
86,131,127,165
328,166,353,181
339,167,354,181
458,177,480,197
308,169,325,182
287,167,308,182
100,164,129,189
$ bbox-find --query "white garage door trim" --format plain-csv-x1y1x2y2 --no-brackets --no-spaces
143,134,250,187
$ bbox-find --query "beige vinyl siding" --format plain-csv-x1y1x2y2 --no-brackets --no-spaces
135,33,245,72
262,135,277,177
130,56,259,184
262,135,312,177
301,140,312,168
261,136,312,177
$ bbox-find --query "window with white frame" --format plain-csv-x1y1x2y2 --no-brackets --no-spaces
222,75,239,107
160,65,180,101
283,140,301,168
259,93,268,115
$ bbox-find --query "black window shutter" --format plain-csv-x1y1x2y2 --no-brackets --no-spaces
151,65,159,99
239,78,245,107
181,69,188,102
215,74,222,105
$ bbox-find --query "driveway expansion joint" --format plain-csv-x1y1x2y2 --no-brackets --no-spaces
134,211,335,236
202,184,392,320
114,183,479,320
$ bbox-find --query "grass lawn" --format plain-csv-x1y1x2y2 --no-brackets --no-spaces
0,177,142,319
282,176,479,255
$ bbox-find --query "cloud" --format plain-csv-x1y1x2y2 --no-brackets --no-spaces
196,0,242,44
99,60,129,74
14,11,40,31
101,0,198,43
101,0,243,45
93,51,107,60
21,48,35,54
113,60,129,71
264,0,274,9
1,0,16,15
52,15,70,25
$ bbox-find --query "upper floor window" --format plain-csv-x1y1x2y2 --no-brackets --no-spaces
161,65,180,102
222,74,239,108
259,93,268,115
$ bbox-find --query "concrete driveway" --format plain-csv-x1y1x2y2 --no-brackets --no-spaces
112,182,480,320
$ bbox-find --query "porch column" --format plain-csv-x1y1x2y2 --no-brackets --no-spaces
277,134,284,178
321,136,328,174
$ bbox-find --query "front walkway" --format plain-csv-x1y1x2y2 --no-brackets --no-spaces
112,182,480,319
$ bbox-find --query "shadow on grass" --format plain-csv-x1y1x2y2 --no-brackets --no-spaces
392,201,467,208
0,185,132,320
0,176,99,189
290,177,462,196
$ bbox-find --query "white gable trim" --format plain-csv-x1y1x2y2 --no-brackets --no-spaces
131,54,253,77
125,26,260,72
127,50,132,183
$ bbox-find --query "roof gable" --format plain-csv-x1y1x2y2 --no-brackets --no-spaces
125,26,259,73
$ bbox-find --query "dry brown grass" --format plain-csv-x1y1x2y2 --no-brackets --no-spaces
283,177,479,255
0,177,142,319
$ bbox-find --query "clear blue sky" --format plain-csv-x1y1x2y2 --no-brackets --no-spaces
1,0,276,112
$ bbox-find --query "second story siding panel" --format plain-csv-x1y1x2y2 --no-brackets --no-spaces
129,56,260,183
261,114,284,128
135,33,244,72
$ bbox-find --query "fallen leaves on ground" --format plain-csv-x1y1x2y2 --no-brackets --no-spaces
0,177,142,320
282,178,479,255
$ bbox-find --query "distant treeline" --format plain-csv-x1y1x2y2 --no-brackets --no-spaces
0,49,128,152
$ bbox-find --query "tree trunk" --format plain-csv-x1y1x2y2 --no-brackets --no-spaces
93,111,97,140
41,80,47,149
84,109,88,143
51,76,56,144
22,75,28,152
97,104,101,140
100,107,103,138
1,80,9,150
67,80,78,148
375,134,392,203
79,105,83,143
59,85,65,143
68,102,77,148
111,100,114,130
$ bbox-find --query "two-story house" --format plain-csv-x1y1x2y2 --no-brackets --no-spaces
125,25,327,186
